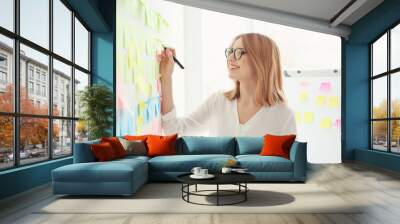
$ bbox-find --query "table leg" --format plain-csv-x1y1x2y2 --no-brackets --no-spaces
195,184,197,192
217,184,219,206
245,183,247,201
187,184,190,202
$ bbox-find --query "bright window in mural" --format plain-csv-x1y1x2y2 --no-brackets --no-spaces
116,0,341,163
0,0,91,171
371,22,400,153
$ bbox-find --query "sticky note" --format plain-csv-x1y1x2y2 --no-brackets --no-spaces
298,91,309,103
319,82,331,93
334,118,341,128
316,95,326,107
320,117,332,129
328,96,340,108
303,112,314,124
295,112,302,124
300,81,309,88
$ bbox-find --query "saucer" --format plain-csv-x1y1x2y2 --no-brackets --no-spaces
190,174,215,179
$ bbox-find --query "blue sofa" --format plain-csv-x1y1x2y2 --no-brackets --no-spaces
52,136,307,196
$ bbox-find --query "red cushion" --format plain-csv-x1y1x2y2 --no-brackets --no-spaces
146,134,178,157
259,134,296,159
91,142,118,162
101,137,127,158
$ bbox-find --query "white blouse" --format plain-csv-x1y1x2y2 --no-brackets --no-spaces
161,90,297,137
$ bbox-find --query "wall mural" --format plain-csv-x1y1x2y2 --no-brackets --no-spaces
116,0,169,135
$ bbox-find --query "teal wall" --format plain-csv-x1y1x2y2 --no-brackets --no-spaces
343,0,400,171
0,158,72,199
0,0,116,200
91,0,116,135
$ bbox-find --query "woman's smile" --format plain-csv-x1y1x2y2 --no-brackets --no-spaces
229,63,240,70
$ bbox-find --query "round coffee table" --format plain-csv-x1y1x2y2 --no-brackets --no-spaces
177,172,255,206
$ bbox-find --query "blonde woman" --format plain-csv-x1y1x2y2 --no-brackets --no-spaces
156,33,296,137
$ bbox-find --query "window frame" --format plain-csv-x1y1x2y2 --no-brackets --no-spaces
0,0,91,171
370,20,400,154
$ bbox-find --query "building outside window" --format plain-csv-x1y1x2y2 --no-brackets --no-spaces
0,0,91,170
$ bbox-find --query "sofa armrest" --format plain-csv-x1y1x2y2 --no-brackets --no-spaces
289,141,307,181
73,140,100,163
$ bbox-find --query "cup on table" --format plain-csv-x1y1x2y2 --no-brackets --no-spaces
221,167,232,173
191,167,202,176
199,168,208,176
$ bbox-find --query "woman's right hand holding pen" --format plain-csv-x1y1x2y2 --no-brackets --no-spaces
157,47,176,115
156,47,176,79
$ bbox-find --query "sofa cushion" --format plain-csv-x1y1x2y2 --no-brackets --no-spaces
148,154,235,172
260,134,296,159
101,137,127,158
52,158,147,183
236,155,293,172
147,134,178,157
176,136,236,155
119,138,148,156
235,137,263,155
91,142,118,161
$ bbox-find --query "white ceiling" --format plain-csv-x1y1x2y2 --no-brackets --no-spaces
166,0,384,38
226,0,353,24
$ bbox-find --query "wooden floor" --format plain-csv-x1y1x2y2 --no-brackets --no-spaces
1,162,400,224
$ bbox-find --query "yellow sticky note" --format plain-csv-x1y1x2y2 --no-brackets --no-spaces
139,102,146,113
320,117,332,129
328,96,340,108
303,112,314,124
316,95,326,107
295,112,302,124
298,91,308,103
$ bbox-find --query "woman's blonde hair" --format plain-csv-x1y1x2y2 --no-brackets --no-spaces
224,33,286,107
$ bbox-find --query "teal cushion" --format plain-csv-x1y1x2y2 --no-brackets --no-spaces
176,136,236,155
149,154,235,172
236,155,293,172
53,158,147,183
235,137,263,155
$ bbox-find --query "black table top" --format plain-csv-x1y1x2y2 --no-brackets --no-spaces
177,172,255,185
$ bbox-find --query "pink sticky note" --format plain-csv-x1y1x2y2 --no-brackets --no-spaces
319,82,331,92
300,81,309,88
334,119,341,128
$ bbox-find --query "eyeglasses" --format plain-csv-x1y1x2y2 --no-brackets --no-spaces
225,48,247,61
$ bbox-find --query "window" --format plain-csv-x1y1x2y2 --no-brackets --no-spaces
370,23,400,154
35,83,40,95
0,0,91,170
35,70,40,81
74,69,89,118
0,71,6,85
0,34,13,113
20,0,49,49
0,0,14,32
53,59,72,117
28,67,34,80
0,116,13,170
53,0,72,60
28,81,34,94
42,85,46,97
0,54,7,67
74,18,89,70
